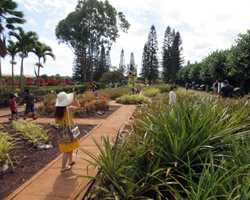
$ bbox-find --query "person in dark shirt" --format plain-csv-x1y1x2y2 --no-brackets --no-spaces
213,80,219,95
92,82,99,99
219,80,234,98
18,89,37,120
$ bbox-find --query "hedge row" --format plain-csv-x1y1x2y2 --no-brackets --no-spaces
96,83,106,90
0,85,87,108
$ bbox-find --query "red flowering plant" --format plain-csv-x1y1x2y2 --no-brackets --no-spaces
2,77,10,85
34,78,46,86
46,77,58,86
26,77,33,86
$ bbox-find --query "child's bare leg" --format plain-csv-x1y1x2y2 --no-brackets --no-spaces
62,152,69,168
68,151,73,162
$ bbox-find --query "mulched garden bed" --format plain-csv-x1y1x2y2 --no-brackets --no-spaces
0,105,121,200
0,123,95,200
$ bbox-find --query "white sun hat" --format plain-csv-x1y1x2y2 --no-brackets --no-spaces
55,92,74,107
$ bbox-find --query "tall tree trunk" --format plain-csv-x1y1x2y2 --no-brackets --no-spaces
12,58,14,90
38,66,40,89
81,50,87,83
89,43,94,84
20,58,24,90
0,58,2,91
37,59,41,89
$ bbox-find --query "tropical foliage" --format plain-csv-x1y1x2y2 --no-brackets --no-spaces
74,92,250,199
0,0,25,91
9,27,39,90
0,124,15,172
31,41,55,89
12,121,52,147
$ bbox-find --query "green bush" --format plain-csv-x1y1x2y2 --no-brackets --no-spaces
96,83,105,90
142,87,160,97
154,84,171,93
98,86,131,100
116,94,148,104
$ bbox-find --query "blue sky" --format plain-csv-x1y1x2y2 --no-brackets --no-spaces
2,0,250,77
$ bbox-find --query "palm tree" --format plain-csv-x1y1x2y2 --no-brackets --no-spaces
9,27,38,90
7,40,18,89
0,0,25,91
31,41,55,89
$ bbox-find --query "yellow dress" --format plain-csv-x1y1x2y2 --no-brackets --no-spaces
58,110,80,153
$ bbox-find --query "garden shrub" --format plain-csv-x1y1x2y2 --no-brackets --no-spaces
116,94,148,104
96,83,105,90
98,86,131,100
142,87,160,97
37,93,109,117
154,84,171,93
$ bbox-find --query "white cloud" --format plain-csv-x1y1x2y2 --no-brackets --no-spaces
37,37,75,76
23,3,42,13
7,0,250,77
44,20,57,30
109,0,250,67
27,18,37,25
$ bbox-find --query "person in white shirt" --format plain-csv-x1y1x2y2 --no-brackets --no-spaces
169,85,178,105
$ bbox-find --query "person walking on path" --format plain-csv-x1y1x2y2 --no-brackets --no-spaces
18,89,37,120
136,81,141,94
54,92,81,172
93,81,99,99
185,82,189,91
9,94,18,121
213,80,219,95
218,80,234,99
169,85,178,105
192,81,195,90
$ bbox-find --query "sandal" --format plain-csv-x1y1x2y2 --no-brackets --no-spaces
60,165,71,172
68,161,75,166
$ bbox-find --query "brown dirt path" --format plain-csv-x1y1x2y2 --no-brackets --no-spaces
5,101,137,200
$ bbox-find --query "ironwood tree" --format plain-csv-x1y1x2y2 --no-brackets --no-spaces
162,26,184,83
140,43,149,82
141,25,159,84
119,49,126,74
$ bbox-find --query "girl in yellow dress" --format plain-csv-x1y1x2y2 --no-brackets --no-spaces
54,92,80,172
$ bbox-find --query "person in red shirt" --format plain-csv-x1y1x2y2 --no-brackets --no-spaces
9,94,18,121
